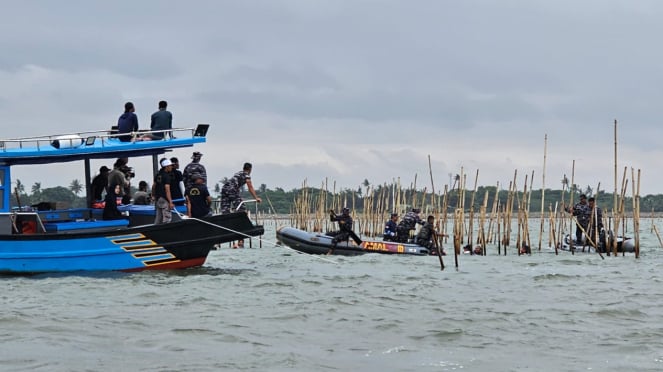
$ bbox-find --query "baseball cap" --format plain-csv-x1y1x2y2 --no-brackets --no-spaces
160,159,173,167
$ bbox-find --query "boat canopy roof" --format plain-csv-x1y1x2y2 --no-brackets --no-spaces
0,125,209,166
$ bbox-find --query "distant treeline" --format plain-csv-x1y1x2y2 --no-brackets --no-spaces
10,179,659,213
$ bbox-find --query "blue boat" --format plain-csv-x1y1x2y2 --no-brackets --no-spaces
0,125,264,273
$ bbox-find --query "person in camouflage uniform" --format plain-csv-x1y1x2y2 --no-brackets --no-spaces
220,162,262,214
566,194,591,244
415,215,445,254
183,151,207,191
396,208,424,243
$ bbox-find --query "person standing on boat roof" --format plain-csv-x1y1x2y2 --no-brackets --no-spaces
144,100,173,140
383,212,399,241
108,158,130,204
220,162,261,214
153,158,174,224
186,172,212,218
396,208,424,243
117,102,139,142
169,157,185,205
183,151,207,190
327,207,354,255
565,194,591,245
91,165,110,205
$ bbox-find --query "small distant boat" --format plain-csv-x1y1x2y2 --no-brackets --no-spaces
0,125,264,274
276,226,431,256
559,233,635,253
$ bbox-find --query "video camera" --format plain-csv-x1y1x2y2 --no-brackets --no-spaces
120,165,135,179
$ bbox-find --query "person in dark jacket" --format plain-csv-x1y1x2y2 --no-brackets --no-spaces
103,183,123,220
117,102,139,142
327,207,354,255
152,158,174,224
186,173,212,218
383,213,399,241
169,157,185,205
91,166,110,204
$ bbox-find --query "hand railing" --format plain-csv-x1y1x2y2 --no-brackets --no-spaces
0,125,208,152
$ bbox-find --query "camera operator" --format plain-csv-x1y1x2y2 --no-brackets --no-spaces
108,158,132,204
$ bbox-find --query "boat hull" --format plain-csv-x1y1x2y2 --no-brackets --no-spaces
276,226,429,256
559,233,635,253
0,213,264,274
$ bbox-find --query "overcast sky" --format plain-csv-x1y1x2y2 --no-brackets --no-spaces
2,1,661,197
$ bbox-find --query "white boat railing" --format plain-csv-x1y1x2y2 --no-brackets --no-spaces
0,125,209,152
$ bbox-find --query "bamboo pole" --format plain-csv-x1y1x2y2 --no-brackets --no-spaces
497,202,502,255
632,168,640,258
487,182,499,244
614,120,618,223
556,174,568,255
428,155,436,208
477,188,489,255
550,202,558,253
612,167,627,256
525,170,534,250
441,184,450,239
653,225,663,249
538,134,548,251
568,161,576,253
467,169,479,247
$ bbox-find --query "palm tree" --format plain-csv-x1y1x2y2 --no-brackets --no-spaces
561,174,569,191
31,182,42,195
15,179,25,194
69,179,83,195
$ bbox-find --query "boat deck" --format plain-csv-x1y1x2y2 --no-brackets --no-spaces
0,124,209,165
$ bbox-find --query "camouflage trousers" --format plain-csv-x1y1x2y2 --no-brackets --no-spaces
220,189,244,214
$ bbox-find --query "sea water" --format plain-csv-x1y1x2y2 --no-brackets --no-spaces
2,219,663,371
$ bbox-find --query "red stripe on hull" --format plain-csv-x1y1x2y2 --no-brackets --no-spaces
122,257,207,272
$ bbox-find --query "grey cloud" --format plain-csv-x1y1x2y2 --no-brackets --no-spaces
0,40,181,80
3,1,663,194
